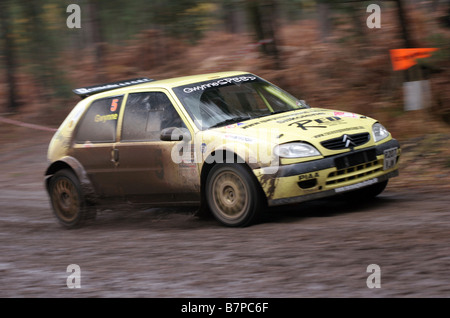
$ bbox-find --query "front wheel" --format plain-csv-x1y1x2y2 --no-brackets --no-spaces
206,164,264,227
49,169,93,229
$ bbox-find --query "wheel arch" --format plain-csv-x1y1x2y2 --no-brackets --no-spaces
45,156,97,204
200,149,267,208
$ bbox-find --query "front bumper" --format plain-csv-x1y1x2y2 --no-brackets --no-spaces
255,138,401,206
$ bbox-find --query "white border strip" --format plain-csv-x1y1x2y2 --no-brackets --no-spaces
0,116,57,132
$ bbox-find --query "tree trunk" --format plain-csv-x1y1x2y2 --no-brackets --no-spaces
395,0,414,48
23,0,54,100
0,1,20,111
87,0,107,83
222,0,245,34
443,0,450,28
317,1,332,42
245,0,282,69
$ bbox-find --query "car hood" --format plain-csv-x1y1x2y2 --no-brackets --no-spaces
202,108,379,154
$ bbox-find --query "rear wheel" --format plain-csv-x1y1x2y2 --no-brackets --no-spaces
49,169,93,228
206,164,263,227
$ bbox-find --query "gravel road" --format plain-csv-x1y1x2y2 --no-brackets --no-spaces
1,125,449,298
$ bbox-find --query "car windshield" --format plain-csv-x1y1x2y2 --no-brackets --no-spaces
172,74,309,130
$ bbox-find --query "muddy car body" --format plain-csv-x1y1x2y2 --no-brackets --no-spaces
45,71,401,227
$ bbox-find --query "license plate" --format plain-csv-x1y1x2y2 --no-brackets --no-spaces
383,147,397,170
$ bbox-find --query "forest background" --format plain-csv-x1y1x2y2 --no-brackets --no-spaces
0,0,449,186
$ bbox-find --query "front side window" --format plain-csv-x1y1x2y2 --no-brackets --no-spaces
121,92,185,142
74,96,123,143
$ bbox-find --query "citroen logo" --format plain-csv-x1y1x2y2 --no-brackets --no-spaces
342,134,356,148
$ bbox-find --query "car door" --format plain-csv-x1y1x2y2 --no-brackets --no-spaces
113,91,200,204
71,95,124,198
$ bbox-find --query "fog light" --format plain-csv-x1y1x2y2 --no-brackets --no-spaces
297,179,317,189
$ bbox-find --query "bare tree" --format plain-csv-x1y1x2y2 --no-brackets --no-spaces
245,0,282,69
87,0,107,83
394,0,414,48
317,0,332,42
0,0,20,111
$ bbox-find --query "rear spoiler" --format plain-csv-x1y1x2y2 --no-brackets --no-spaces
73,77,154,98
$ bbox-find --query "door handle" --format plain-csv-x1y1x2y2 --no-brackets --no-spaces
111,148,119,164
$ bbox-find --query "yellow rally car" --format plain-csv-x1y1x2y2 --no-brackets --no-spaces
45,71,400,228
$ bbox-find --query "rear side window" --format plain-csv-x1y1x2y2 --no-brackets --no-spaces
74,96,123,143
121,92,184,142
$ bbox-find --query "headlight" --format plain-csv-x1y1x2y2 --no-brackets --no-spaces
274,142,321,158
372,123,390,142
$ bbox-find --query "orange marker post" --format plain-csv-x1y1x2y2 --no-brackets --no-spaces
389,48,439,71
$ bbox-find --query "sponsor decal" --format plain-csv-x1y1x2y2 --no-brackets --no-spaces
241,111,310,129
225,122,245,129
333,111,358,118
179,162,197,169
288,116,343,130
182,76,257,94
73,78,152,96
94,113,118,123
313,126,365,139
224,134,256,143
276,112,326,124
298,172,319,181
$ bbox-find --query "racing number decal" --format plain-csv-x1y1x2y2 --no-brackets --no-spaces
110,99,119,112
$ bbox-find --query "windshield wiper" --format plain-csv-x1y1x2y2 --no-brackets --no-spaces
207,116,251,129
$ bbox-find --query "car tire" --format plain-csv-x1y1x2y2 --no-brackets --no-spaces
206,163,263,227
49,169,93,229
343,180,388,202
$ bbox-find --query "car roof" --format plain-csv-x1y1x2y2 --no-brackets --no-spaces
77,71,249,101
145,71,249,88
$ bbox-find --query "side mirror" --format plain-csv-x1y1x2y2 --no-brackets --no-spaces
160,127,191,142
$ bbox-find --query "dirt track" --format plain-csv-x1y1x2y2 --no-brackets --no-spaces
1,124,450,298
